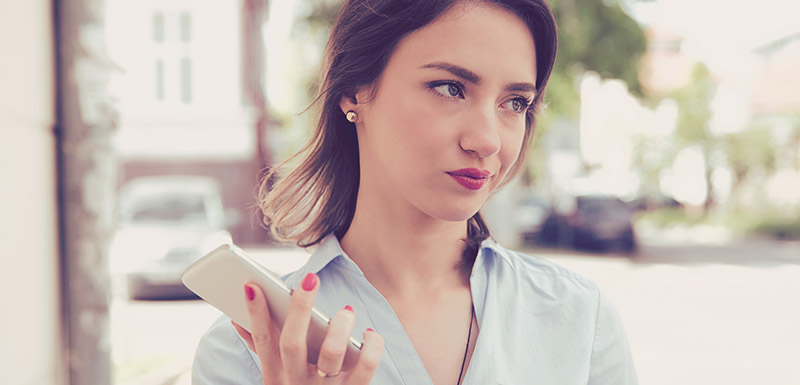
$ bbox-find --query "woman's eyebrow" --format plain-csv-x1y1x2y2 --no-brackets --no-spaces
420,62,482,84
506,82,537,95
421,62,537,95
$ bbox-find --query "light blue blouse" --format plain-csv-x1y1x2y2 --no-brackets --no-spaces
192,234,638,384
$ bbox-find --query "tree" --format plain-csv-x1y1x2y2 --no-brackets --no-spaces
668,63,717,210
544,0,647,120
532,0,647,183
722,124,777,211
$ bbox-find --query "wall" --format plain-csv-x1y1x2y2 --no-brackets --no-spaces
0,0,63,384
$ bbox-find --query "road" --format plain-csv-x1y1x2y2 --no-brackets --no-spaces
530,240,800,385
111,239,800,385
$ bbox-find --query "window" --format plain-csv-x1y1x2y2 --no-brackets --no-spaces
153,12,164,42
181,58,192,103
152,10,193,104
180,12,192,42
155,60,164,100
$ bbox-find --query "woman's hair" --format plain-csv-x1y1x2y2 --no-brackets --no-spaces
258,0,557,265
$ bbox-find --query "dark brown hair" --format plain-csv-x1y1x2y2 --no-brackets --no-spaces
259,0,557,266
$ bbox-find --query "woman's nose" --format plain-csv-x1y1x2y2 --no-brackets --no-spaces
459,106,501,158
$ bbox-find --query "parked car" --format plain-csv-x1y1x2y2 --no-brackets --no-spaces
110,176,234,300
515,193,554,245
540,194,637,253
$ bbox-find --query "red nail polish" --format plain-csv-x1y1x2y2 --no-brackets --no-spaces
344,305,353,312
301,272,318,291
245,285,255,301
366,328,374,332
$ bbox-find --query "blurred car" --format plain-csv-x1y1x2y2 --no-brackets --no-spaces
515,193,554,245
629,193,682,212
110,175,234,300
540,194,637,253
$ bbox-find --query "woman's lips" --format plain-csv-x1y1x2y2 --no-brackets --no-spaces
447,168,491,190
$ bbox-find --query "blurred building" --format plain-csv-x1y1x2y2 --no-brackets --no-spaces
750,29,800,208
752,30,800,115
106,0,271,244
638,26,694,97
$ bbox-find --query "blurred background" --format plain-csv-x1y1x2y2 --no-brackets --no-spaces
2,0,799,384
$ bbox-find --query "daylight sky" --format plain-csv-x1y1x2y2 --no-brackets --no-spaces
634,0,799,75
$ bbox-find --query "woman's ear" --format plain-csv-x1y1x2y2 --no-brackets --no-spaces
339,86,373,118
339,94,358,116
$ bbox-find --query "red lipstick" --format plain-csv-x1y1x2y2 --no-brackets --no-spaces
446,168,491,190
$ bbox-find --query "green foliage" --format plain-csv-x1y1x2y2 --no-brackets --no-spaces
631,131,676,196
669,64,715,147
753,217,800,240
722,125,777,180
304,0,344,26
657,64,717,209
634,207,704,227
540,66,581,122
545,0,647,119
635,206,800,241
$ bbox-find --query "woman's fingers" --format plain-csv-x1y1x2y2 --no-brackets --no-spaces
242,274,381,384
279,272,320,378
348,328,384,384
244,283,279,354
315,306,356,377
231,320,255,351
243,282,285,385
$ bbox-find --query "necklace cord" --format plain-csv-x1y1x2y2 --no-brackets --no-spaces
457,304,475,385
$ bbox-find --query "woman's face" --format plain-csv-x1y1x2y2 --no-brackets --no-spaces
345,2,537,223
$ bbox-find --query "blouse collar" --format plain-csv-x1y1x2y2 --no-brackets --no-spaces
300,233,515,278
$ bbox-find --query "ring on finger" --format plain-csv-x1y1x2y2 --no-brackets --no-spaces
316,368,341,378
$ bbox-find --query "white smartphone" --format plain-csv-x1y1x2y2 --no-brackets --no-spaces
181,244,362,368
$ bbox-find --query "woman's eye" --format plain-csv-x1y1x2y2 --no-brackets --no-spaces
503,97,531,113
432,82,464,98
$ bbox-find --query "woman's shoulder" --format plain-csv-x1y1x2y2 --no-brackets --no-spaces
481,240,602,299
192,315,263,384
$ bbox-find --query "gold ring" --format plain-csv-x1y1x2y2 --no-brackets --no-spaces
316,368,341,378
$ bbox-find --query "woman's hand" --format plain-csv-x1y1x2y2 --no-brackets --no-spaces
231,272,384,385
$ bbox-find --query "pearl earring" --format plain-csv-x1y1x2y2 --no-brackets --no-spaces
345,110,357,123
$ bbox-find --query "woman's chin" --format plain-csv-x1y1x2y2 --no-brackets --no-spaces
413,192,487,222
424,206,481,223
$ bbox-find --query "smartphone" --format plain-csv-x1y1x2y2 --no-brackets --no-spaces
181,244,362,368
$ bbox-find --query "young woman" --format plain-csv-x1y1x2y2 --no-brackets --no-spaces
192,0,638,384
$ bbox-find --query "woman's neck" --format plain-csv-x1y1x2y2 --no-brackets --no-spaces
340,196,471,301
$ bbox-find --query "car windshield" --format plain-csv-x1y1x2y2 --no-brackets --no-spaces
520,196,549,208
577,197,629,220
126,194,208,224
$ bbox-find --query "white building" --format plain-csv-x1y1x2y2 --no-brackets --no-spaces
106,0,257,161
105,0,270,243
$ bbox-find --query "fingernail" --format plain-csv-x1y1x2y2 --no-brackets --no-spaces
245,284,255,301
344,305,353,312
301,272,318,291
366,328,374,332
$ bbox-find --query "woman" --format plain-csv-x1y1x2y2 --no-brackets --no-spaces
193,0,638,384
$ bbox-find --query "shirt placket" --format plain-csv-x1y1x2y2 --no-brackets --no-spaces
351,271,436,385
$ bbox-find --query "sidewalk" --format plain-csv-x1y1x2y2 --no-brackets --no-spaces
637,220,800,249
